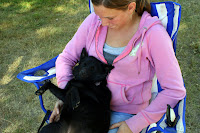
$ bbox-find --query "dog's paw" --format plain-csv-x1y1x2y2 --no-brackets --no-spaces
35,89,45,95
35,81,51,95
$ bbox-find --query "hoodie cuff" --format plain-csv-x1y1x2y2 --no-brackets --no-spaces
125,112,150,133
57,81,68,89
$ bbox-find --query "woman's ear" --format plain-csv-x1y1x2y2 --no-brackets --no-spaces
127,2,136,14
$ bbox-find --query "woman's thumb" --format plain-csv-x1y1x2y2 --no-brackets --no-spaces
109,122,122,129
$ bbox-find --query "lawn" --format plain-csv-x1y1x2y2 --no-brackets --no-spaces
0,0,199,133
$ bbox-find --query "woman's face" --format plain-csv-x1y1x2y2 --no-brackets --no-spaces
93,5,132,30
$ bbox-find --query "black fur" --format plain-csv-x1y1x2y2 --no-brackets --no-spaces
36,48,114,133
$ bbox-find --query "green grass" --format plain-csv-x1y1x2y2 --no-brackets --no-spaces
0,0,199,132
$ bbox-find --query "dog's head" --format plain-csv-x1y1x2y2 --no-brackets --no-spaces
73,48,114,82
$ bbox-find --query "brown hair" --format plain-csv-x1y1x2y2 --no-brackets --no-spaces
91,0,151,16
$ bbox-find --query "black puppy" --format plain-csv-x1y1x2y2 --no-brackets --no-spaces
35,48,114,133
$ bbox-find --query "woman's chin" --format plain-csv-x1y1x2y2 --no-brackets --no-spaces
108,26,117,29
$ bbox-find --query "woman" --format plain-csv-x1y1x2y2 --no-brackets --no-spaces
49,0,186,132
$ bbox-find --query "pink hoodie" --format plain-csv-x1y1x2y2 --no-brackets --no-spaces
55,11,186,132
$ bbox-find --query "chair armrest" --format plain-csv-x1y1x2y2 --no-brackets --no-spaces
17,56,58,83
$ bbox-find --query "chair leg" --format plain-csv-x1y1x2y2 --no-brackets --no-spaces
34,82,48,114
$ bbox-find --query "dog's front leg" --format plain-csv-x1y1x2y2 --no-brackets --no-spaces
47,82,68,102
35,80,68,102
35,80,52,95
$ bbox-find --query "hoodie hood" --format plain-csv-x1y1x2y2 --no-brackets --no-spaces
138,11,162,35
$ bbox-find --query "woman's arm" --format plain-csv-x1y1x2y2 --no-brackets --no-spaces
55,13,97,89
50,13,99,123
125,25,186,133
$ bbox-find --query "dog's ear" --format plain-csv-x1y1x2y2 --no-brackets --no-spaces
104,64,114,73
80,48,88,60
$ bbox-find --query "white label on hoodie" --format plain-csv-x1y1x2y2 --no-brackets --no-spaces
129,42,143,56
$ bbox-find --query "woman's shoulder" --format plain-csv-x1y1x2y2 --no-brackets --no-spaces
146,23,169,40
140,11,168,37
75,12,100,38
83,12,100,27
145,23,173,53
87,12,99,19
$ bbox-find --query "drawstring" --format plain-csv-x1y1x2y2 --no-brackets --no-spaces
137,21,161,74
137,27,148,75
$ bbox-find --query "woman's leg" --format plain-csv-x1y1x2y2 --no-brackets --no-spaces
108,111,134,133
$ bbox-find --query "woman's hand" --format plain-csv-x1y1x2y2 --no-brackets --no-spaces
49,100,64,123
110,121,133,133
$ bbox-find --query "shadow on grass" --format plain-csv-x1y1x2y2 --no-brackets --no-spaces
0,0,89,132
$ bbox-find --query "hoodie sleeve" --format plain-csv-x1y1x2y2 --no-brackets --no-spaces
55,13,97,89
125,25,186,132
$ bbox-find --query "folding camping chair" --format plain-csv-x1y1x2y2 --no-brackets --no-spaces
17,1,186,133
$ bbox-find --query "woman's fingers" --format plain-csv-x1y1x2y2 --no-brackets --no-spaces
49,100,64,123
109,122,123,129
49,110,57,123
